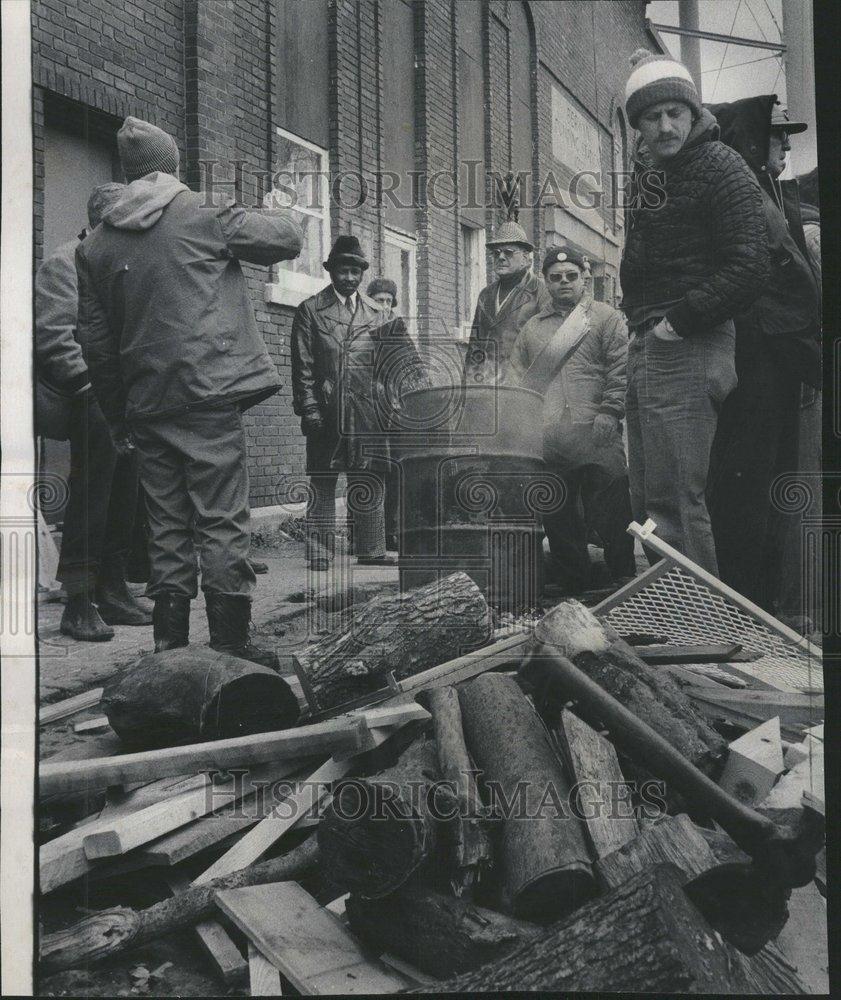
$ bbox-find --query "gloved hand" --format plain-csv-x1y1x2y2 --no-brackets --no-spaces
592,412,618,446
301,409,324,435
111,423,136,458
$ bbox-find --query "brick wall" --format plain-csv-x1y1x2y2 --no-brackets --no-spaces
31,0,657,506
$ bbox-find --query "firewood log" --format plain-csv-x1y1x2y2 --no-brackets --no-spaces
317,736,441,897
458,673,597,924
295,571,490,712
102,647,299,749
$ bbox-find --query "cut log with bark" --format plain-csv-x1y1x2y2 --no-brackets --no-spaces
458,673,597,924
345,887,542,978
421,686,492,894
102,647,300,749
39,836,320,975
554,708,640,858
522,600,726,773
317,736,441,897
416,863,795,994
295,571,490,712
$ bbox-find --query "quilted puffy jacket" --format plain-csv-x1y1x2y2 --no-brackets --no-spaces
620,109,769,337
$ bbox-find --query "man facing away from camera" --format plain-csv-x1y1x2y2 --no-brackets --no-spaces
463,219,550,385
706,97,821,615
619,49,769,575
76,116,303,667
35,181,153,641
506,246,636,595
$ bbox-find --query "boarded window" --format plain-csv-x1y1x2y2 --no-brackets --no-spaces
276,0,329,147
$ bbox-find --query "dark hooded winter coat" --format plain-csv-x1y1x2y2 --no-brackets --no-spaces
620,108,769,337
707,95,821,387
76,172,303,425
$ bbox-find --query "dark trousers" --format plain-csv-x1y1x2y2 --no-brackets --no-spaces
543,464,636,592
131,404,256,599
306,471,386,560
57,393,138,594
708,331,802,611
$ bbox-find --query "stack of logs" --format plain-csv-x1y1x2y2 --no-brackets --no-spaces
38,577,822,994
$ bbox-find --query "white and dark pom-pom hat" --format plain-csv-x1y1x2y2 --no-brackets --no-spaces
624,48,701,129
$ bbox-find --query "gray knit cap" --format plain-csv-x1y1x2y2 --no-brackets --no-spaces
117,116,179,181
624,49,701,128
87,182,125,228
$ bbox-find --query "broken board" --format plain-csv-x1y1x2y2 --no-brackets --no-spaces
718,717,784,807
215,881,409,994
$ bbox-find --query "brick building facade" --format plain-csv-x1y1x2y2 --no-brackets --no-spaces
32,0,662,509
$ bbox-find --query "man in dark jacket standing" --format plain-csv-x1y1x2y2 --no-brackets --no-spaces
507,247,635,593
77,117,302,665
35,182,153,641
292,238,405,570
463,220,550,385
620,49,769,575
706,98,821,613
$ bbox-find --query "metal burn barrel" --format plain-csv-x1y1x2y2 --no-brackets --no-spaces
393,384,550,614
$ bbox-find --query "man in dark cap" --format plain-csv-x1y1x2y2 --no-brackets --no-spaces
76,116,303,666
463,220,550,385
507,246,635,594
292,238,403,569
36,181,153,641
706,98,821,615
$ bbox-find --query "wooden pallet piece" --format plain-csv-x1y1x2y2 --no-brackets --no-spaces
718,717,785,807
194,723,403,885
164,872,247,987
39,715,368,798
40,687,104,726
40,760,310,893
215,882,409,994
248,941,283,996
555,709,639,859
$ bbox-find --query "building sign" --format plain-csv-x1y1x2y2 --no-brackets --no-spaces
551,85,602,178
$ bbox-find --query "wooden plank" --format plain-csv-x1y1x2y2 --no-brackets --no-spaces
40,760,311,893
718,717,784,808
555,709,639,859
596,813,716,890
164,872,247,987
685,687,822,736
195,725,399,884
39,715,368,798
40,687,103,726
215,881,408,994
637,642,742,665
379,952,435,985
763,746,824,811
72,716,111,734
248,941,282,996
663,663,748,688
134,806,262,867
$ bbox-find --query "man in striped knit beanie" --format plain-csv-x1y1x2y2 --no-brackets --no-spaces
619,48,768,577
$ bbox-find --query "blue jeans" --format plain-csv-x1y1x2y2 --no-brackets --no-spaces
625,322,737,575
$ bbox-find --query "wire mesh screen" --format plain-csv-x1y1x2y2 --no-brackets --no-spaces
601,564,823,693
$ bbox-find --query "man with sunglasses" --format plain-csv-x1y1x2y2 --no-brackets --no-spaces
507,247,635,595
464,220,550,384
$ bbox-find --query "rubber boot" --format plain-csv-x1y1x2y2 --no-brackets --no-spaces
205,591,280,671
96,556,154,626
60,592,115,642
152,593,191,652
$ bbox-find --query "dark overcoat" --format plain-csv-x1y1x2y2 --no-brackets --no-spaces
291,286,426,473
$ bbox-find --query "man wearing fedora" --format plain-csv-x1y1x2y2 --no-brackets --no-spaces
291,236,398,570
77,116,303,666
463,220,550,385
706,97,821,614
